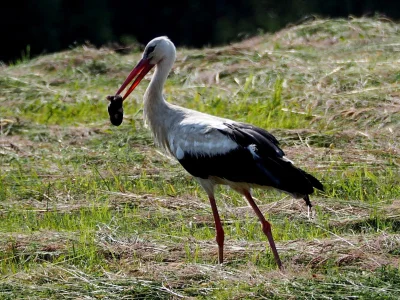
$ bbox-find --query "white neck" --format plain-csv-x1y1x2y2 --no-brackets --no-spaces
143,55,178,153
145,56,174,103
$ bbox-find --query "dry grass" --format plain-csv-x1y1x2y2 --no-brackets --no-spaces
1,17,400,298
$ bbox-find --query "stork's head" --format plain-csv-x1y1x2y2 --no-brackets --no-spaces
113,36,176,100
143,36,176,65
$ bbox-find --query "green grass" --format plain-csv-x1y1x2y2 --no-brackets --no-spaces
1,17,400,298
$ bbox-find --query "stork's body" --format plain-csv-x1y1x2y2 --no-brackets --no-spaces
109,37,323,270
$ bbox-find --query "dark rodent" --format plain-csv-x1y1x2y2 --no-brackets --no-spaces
107,95,124,126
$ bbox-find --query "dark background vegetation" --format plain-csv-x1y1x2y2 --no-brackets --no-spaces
1,0,398,63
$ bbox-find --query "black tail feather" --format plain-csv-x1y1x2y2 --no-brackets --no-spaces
303,194,312,208
301,171,323,209
268,161,324,197
300,169,324,191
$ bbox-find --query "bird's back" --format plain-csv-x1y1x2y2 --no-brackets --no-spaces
166,110,323,198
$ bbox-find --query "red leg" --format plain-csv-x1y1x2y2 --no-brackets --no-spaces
243,191,283,270
208,195,224,263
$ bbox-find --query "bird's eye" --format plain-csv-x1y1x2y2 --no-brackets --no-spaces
146,45,156,56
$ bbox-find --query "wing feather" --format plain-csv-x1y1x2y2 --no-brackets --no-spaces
168,119,238,159
216,122,323,195
168,115,323,197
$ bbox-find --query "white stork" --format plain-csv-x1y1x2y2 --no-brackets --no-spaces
107,36,323,270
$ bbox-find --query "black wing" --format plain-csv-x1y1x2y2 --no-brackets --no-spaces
178,122,323,197
221,122,285,158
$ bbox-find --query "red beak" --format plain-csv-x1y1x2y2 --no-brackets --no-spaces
116,58,155,100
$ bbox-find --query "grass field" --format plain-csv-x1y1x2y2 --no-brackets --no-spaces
1,17,400,299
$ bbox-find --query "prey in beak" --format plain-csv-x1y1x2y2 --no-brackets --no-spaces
107,58,155,126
